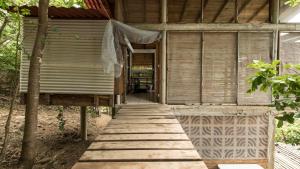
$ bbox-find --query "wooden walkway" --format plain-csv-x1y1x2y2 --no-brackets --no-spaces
72,104,207,169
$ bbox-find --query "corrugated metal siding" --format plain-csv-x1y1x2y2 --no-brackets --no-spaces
202,32,237,104
21,18,114,95
238,32,272,105
167,32,201,104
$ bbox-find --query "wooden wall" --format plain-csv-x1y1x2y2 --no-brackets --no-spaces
166,32,273,105
238,32,272,105
167,32,201,104
202,33,237,104
279,32,300,74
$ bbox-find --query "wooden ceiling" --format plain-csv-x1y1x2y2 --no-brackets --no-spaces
120,0,270,23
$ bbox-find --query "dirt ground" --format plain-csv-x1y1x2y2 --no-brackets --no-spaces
0,97,111,169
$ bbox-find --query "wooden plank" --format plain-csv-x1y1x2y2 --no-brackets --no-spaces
102,127,184,134
116,112,174,116
118,110,172,113
106,123,182,129
202,32,237,104
108,119,179,124
167,32,201,104
115,115,176,119
72,161,208,169
88,141,194,150
79,150,201,161
95,134,190,141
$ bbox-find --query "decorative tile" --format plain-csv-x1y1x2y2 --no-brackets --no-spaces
176,114,270,159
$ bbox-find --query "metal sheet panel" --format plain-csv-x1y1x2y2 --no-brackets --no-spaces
20,18,114,95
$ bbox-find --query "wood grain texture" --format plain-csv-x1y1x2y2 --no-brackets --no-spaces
73,105,207,169
102,127,184,134
80,150,201,161
238,32,272,105
72,161,208,169
167,32,201,104
95,134,190,141
202,32,237,104
106,123,182,129
88,141,194,150
115,115,176,119
108,119,179,124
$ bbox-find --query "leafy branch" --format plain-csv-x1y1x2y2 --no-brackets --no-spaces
248,60,300,127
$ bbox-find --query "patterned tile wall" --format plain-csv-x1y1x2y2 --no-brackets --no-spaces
176,115,269,159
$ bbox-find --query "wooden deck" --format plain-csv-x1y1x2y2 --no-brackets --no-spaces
72,104,207,169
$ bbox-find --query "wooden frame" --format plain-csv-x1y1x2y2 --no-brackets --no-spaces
20,93,113,107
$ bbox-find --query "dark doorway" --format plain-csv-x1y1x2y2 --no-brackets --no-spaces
126,49,158,104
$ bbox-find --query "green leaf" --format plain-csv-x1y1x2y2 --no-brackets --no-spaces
277,120,284,128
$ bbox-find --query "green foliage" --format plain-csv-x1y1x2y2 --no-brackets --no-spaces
56,106,66,131
248,60,300,127
87,106,100,118
0,0,85,94
285,0,300,7
275,120,300,145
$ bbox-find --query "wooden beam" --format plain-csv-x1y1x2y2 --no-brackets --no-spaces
247,0,269,22
80,106,88,141
114,0,124,21
122,0,127,22
144,0,147,22
212,0,230,22
179,0,188,22
229,0,252,22
161,0,167,23
160,0,167,104
197,0,208,22
131,23,300,31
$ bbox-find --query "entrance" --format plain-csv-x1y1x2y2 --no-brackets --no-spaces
126,49,158,104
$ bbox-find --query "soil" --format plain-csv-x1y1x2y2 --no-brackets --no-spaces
0,97,111,169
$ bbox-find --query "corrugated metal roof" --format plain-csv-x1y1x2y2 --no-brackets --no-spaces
84,0,112,18
23,6,108,19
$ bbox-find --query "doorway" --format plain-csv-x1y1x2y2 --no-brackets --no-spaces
126,49,158,104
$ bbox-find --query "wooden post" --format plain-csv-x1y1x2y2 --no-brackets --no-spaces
160,0,167,104
80,106,87,141
114,0,124,21
269,1,279,169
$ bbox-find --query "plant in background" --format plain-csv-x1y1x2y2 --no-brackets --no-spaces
87,106,100,118
56,106,66,131
275,122,300,145
285,0,300,7
247,60,300,128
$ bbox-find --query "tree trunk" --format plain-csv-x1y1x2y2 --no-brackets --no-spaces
19,0,49,168
0,14,21,159
0,79,19,158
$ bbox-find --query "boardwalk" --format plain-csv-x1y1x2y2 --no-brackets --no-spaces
72,104,207,169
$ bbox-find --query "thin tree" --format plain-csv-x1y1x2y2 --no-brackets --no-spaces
19,0,49,168
0,10,21,158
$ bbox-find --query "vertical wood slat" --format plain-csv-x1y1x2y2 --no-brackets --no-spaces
167,32,201,104
238,32,272,105
202,32,237,104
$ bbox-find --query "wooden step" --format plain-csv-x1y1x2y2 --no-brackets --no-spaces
72,104,208,169
102,127,184,134
106,123,183,129
79,150,201,162
108,119,179,124
72,161,208,169
88,141,194,150
95,134,190,141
